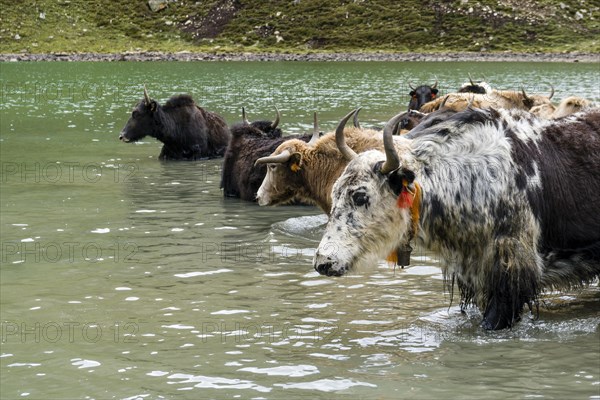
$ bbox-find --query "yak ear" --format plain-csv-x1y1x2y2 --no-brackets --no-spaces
387,167,416,196
289,152,303,172
432,88,439,95
409,90,416,96
149,100,158,112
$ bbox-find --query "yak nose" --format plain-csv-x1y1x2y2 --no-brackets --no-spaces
314,250,341,276
314,261,345,277
119,132,128,142
314,261,333,275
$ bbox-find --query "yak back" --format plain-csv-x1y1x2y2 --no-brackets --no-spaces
516,109,600,252
157,95,230,160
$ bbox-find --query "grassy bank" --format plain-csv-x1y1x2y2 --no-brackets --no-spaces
1,0,598,54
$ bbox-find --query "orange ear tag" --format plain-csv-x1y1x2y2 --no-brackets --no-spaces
386,251,398,264
397,179,414,209
290,163,301,172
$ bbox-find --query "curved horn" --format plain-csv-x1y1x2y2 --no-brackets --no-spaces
431,79,438,89
254,150,292,166
521,87,531,101
353,108,362,129
439,94,450,109
335,109,359,161
307,112,320,147
271,106,281,130
242,107,250,125
379,113,403,175
408,82,416,91
143,85,151,106
548,84,555,100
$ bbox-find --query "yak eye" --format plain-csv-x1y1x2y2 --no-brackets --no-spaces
352,191,369,207
132,110,139,118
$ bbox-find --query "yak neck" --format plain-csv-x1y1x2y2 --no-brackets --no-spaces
305,149,350,215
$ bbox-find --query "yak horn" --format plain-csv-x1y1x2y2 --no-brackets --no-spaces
521,87,531,101
468,73,475,86
254,149,292,166
440,94,450,109
353,107,362,129
335,109,359,161
408,82,416,91
242,107,250,125
307,112,320,147
143,84,151,106
548,84,555,99
379,113,403,175
271,106,281,130
431,79,438,89
467,94,475,108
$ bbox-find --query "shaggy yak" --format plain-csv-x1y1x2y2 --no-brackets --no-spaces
255,110,384,213
119,88,230,160
221,111,319,201
314,107,600,330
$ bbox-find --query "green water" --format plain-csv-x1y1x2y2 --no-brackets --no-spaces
1,61,599,399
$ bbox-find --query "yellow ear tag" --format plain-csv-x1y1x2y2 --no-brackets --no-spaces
290,163,301,172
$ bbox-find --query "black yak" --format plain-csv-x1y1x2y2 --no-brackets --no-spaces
220,111,320,201
119,88,230,160
408,81,439,111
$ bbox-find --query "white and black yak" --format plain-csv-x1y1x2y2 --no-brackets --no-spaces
119,88,230,160
314,106,600,330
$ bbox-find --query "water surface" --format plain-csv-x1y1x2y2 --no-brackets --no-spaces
1,61,599,399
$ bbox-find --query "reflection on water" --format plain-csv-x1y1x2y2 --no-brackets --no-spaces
1,61,599,399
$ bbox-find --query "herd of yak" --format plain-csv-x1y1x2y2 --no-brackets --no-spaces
119,79,599,330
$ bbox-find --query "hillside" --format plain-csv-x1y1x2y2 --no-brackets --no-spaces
1,0,599,54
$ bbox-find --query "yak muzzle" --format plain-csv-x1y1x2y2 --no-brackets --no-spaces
119,132,130,142
314,261,347,277
313,251,348,276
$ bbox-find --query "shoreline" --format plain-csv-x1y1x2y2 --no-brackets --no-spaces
1,51,599,63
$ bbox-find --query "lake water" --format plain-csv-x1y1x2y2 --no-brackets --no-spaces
1,61,599,399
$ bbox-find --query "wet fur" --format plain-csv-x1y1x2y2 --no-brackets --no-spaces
419,90,552,113
220,122,312,201
315,107,600,329
256,127,385,214
120,94,230,160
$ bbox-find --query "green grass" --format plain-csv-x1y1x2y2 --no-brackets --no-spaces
0,0,598,54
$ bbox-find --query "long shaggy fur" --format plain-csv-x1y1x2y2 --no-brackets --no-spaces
256,127,385,214
120,94,230,160
419,90,553,113
314,107,600,330
220,123,311,201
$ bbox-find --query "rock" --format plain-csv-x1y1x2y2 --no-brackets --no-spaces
148,0,168,12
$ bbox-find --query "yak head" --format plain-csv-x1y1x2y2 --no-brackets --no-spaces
457,75,492,95
241,107,283,138
408,81,438,111
313,111,415,276
254,112,322,207
119,87,159,143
